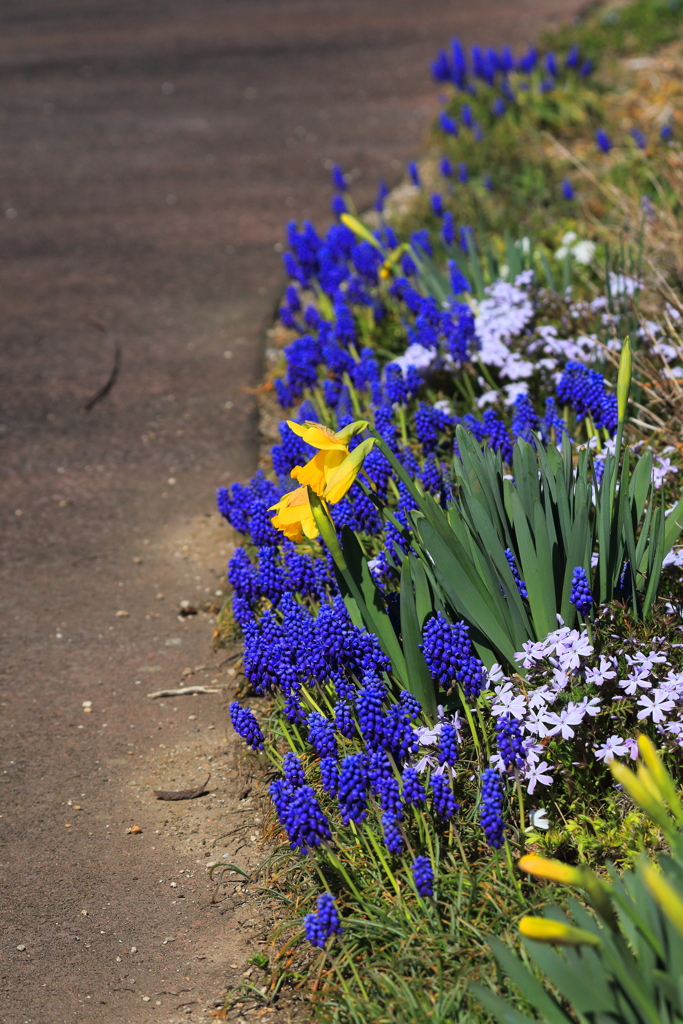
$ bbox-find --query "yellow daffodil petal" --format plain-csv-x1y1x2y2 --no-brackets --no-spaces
286,420,348,451
291,450,346,495
286,419,369,451
324,438,375,505
269,486,319,543
517,855,584,887
519,917,601,947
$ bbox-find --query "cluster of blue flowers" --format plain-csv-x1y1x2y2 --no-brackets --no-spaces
557,362,618,435
570,566,593,616
412,855,435,898
229,702,264,751
431,38,592,111
479,769,506,849
421,613,485,699
303,892,343,948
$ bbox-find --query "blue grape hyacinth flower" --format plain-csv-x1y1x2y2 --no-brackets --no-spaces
412,856,434,897
304,892,342,948
570,565,593,616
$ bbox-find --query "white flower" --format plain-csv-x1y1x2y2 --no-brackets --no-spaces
523,708,549,737
652,456,678,489
389,343,435,376
525,760,553,794
476,389,500,409
637,689,676,723
619,666,653,696
433,399,453,415
491,683,527,719
527,686,553,710
530,808,550,830
585,656,616,686
594,735,630,763
609,272,642,296
572,240,596,265
544,704,585,739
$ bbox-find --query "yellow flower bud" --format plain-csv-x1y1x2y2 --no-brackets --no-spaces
642,863,683,938
517,854,584,887
617,335,632,424
519,917,601,947
324,438,376,504
340,213,383,249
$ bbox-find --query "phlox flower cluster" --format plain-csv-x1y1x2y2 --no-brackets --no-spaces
481,626,683,799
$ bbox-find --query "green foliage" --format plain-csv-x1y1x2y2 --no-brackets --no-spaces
546,0,683,59
356,414,683,681
472,739,683,1024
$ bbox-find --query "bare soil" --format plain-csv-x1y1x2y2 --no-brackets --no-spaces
0,1,582,1021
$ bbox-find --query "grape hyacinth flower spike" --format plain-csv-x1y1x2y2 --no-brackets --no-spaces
570,566,593,617
595,129,612,154
304,892,343,948
412,856,434,898
480,769,505,848
229,702,264,751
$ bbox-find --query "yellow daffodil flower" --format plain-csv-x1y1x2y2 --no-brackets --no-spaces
287,419,370,496
291,448,348,496
268,486,318,543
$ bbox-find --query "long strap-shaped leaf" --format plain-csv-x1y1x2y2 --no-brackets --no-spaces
510,488,557,639
415,517,519,667
399,558,437,719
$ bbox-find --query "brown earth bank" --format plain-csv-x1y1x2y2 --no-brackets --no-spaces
0,1,583,1021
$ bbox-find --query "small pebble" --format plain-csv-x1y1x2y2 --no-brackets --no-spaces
16,945,26,951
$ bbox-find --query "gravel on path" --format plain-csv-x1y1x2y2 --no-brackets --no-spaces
0,1,582,1020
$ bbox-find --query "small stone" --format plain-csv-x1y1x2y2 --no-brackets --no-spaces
130,946,137,953
127,825,143,835
115,610,129,618
81,910,88,916
142,995,150,1002
82,701,92,708
16,945,26,951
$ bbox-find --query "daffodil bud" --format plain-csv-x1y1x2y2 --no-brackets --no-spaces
340,213,383,249
637,735,683,824
642,863,683,938
616,335,632,423
519,916,601,947
609,760,671,830
517,854,584,887
324,438,376,504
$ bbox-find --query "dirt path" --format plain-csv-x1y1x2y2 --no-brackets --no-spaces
0,2,582,1021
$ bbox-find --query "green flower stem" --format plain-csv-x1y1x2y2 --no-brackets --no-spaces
342,372,363,419
476,358,499,395
324,848,365,903
396,404,409,446
458,685,482,757
362,824,406,905
514,770,526,855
